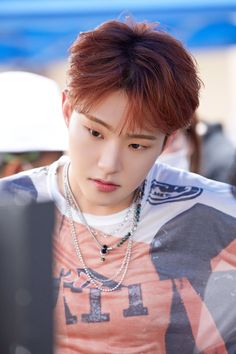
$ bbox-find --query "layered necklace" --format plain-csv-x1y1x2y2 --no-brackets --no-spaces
63,161,144,292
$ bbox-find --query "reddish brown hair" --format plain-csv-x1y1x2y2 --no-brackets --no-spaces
185,113,202,173
67,19,201,135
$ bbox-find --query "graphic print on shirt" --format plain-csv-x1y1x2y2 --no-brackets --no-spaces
54,267,149,321
150,203,236,354
53,215,175,354
51,172,236,354
147,179,203,205
54,204,236,354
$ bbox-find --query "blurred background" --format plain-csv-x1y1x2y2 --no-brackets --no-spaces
0,0,236,169
1,0,236,144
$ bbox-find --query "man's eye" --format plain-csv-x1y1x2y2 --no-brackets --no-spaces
89,129,102,138
130,143,145,150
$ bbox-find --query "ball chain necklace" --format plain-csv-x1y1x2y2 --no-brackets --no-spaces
63,161,143,292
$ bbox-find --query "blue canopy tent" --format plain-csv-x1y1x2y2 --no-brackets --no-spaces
0,0,236,68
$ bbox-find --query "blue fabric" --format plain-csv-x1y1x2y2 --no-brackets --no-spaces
0,0,236,67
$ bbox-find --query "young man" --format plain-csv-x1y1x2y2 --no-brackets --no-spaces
0,19,236,354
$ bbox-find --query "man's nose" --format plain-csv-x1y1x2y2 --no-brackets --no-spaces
97,141,122,175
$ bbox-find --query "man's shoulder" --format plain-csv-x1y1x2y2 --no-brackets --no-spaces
152,161,232,191
0,166,50,204
147,162,236,211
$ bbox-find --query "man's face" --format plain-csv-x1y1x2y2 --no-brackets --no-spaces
62,90,166,215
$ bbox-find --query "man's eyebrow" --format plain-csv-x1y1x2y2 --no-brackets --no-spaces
82,113,112,130
82,112,157,140
127,133,157,140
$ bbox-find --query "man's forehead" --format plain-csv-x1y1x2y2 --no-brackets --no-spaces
73,90,165,136
80,111,163,140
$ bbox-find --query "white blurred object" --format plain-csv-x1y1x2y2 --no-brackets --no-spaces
158,148,190,171
158,130,191,171
0,71,68,152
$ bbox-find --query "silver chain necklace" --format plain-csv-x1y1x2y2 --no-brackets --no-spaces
63,161,143,292
64,162,141,262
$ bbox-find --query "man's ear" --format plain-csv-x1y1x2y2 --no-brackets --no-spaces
162,132,177,152
62,90,72,127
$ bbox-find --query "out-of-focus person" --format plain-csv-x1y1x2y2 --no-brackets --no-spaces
229,156,236,188
0,71,68,177
158,113,201,173
159,113,236,184
197,119,236,184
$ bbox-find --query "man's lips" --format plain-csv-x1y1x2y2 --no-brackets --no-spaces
92,179,119,186
90,178,120,192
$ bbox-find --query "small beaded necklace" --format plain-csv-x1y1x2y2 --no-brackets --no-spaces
90,203,134,239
